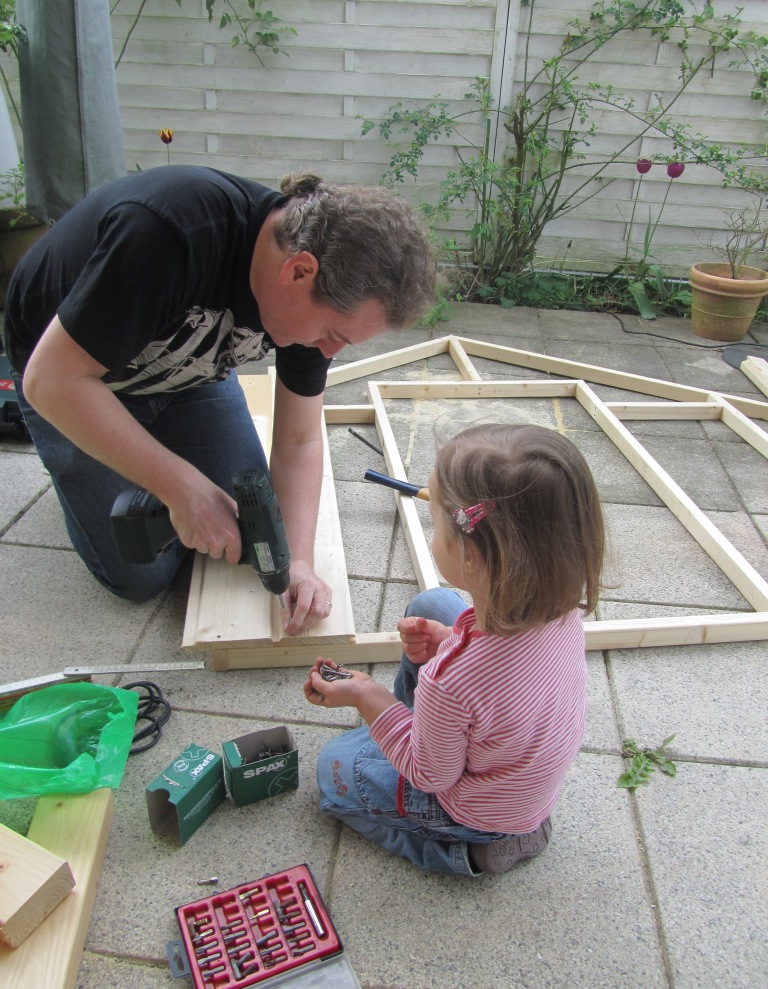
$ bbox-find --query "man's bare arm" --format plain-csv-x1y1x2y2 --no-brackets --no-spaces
23,316,242,561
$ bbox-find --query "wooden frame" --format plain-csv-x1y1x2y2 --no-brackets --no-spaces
183,336,768,668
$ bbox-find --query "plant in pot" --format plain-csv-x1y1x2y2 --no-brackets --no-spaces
689,197,768,341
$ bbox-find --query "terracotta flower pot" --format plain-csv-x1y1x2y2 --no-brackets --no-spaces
689,262,768,342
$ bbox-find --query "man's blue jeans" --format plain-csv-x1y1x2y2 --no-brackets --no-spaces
14,370,267,600
316,588,509,877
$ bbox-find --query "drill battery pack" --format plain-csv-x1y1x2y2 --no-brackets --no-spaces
167,864,361,988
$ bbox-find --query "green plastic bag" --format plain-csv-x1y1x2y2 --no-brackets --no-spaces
0,682,139,799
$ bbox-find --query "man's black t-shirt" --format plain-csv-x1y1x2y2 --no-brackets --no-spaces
4,165,332,397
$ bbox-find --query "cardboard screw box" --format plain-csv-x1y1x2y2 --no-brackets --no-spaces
222,726,298,807
146,744,226,845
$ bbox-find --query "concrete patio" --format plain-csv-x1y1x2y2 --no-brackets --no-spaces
1,302,766,989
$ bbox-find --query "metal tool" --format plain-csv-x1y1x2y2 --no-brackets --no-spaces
110,466,291,604
363,468,430,501
298,881,325,938
347,426,384,456
0,661,206,708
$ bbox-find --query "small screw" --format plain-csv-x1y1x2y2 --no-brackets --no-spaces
197,876,219,886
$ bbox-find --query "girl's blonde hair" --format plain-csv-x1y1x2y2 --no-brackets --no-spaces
434,423,605,635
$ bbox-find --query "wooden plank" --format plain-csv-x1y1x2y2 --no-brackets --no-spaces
183,373,357,667
376,379,579,399
368,382,439,592
0,789,114,989
363,371,768,653
206,612,768,669
209,632,404,671
0,825,75,948
606,402,724,420
323,405,375,425
447,337,483,380
583,613,768,649
326,337,452,387
187,339,768,668
740,356,768,399
454,337,768,420
710,395,768,461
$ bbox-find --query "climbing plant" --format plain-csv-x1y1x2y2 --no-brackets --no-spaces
362,0,768,306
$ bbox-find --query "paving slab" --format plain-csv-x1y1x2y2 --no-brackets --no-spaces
3,483,71,547
0,449,50,531
601,504,751,610
634,763,768,989
85,712,343,958
0,542,159,676
607,640,768,764
327,753,665,989
655,340,768,397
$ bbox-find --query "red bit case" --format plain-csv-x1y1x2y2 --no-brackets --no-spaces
169,864,356,988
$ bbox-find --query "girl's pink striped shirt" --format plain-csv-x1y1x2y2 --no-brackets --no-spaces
369,607,587,833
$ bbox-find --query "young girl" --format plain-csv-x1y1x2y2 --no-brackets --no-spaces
304,423,605,877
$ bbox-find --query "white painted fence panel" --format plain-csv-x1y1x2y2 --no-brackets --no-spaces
1,0,765,276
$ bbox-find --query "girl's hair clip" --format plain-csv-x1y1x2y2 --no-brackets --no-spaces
452,500,496,534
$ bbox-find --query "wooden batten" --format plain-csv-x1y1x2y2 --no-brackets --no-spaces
0,789,114,989
740,356,768,399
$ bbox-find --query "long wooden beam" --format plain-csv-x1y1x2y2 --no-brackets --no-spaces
452,336,768,420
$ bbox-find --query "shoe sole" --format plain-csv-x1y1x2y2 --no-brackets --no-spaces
473,817,553,875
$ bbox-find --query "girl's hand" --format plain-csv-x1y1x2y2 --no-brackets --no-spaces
396,616,452,664
303,658,369,708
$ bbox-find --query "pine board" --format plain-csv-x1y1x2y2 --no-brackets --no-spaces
0,789,114,989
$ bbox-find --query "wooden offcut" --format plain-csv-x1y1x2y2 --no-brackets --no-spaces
0,789,114,989
182,335,768,669
0,824,75,948
741,356,768,399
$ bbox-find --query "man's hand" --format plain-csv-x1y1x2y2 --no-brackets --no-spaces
283,558,332,635
396,616,453,665
167,479,242,564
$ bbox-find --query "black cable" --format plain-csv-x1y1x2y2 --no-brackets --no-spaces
610,311,768,351
124,680,172,754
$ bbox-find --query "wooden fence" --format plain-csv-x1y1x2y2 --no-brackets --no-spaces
3,0,767,275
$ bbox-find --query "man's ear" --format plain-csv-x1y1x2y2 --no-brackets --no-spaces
278,250,319,285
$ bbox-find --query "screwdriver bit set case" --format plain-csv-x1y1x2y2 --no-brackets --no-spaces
167,864,361,988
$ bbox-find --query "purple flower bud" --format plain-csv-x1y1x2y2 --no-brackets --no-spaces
666,162,685,178
636,159,652,174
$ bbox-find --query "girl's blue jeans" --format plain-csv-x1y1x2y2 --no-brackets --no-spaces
316,587,509,877
14,369,267,601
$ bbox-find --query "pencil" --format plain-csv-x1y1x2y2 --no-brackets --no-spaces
348,427,384,457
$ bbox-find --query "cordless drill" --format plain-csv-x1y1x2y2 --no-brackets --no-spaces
110,467,291,601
